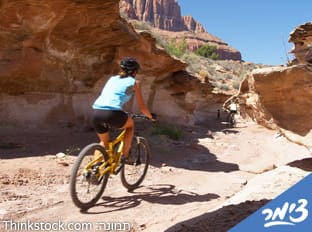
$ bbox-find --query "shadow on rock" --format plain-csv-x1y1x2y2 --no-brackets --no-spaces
150,138,239,173
0,128,97,159
287,157,312,172
81,184,219,214
164,199,269,232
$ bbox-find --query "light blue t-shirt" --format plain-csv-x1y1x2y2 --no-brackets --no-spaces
92,75,136,110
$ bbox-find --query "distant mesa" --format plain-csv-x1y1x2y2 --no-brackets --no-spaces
120,0,242,61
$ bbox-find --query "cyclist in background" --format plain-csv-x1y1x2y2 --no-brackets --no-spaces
226,100,238,126
92,57,153,162
222,98,239,126
229,100,237,115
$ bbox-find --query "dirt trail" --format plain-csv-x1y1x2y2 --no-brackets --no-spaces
1,118,311,232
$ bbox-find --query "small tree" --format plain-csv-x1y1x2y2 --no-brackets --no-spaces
195,45,219,60
166,38,187,58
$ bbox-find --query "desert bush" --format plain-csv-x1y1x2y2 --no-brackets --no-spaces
195,45,219,60
166,38,187,58
224,73,234,80
198,69,209,78
198,69,209,83
186,63,202,74
130,20,152,31
147,123,183,140
209,73,223,82
181,52,200,64
232,80,241,90
219,83,230,91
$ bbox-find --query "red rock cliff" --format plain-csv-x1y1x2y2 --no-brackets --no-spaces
120,0,241,61
0,0,224,128
0,0,186,95
120,0,205,32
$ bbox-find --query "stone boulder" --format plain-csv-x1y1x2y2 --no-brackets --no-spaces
240,65,312,151
239,22,312,151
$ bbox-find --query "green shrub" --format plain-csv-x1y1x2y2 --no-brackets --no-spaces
166,38,187,58
148,123,183,140
195,45,219,60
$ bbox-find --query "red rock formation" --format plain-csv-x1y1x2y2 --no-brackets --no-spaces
120,0,205,32
0,0,185,95
120,0,241,61
0,0,225,128
288,22,312,64
182,15,206,33
238,22,312,150
240,65,312,151
152,29,242,60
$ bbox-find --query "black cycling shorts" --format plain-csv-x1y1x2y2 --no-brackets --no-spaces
92,109,128,134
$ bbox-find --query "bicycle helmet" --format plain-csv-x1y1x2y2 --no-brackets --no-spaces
120,57,140,72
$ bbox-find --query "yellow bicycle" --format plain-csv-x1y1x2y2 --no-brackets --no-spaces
70,114,152,209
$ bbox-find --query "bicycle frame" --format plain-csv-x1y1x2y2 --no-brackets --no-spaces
83,129,126,177
82,114,151,178
70,113,153,209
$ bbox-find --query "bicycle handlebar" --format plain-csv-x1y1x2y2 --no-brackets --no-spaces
128,113,157,121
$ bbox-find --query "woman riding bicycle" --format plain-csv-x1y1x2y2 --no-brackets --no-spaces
92,57,153,162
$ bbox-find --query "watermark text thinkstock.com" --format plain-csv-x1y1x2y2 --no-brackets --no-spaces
2,220,131,231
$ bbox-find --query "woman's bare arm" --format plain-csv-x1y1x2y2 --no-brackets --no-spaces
134,81,153,119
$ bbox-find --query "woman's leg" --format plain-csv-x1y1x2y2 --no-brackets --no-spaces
121,116,134,157
92,109,111,159
93,133,109,160
96,132,109,149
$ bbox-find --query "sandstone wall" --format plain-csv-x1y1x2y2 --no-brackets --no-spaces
0,0,224,129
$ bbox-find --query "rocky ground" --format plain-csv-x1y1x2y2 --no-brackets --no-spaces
0,117,311,232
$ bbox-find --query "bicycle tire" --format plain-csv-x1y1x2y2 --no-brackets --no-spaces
120,136,150,190
230,113,236,127
69,143,109,209
232,115,237,127
227,113,235,128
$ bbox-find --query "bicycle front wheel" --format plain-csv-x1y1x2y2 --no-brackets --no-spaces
121,136,150,190
70,143,109,209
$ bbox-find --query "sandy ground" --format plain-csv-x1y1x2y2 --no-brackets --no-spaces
1,117,311,232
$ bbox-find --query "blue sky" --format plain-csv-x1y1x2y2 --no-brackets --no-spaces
177,0,312,65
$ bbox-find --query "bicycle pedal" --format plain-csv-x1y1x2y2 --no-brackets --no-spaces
114,157,126,174
114,163,124,174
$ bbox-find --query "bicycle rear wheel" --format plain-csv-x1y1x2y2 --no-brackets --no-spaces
227,113,235,128
229,113,236,127
121,136,150,190
70,143,109,209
